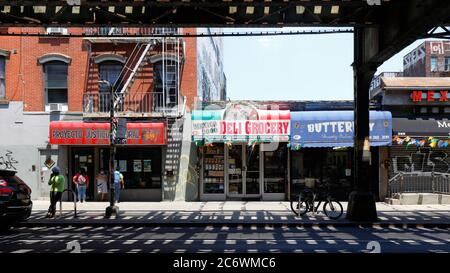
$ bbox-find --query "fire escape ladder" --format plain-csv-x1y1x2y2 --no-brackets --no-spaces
113,41,154,110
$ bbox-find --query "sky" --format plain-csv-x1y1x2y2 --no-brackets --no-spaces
222,27,431,101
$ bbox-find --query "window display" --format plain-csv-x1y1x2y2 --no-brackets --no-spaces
101,148,162,189
203,145,225,194
264,146,287,193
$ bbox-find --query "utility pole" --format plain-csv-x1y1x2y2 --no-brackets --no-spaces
102,80,119,218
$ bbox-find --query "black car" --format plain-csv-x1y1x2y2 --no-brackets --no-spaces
0,170,33,231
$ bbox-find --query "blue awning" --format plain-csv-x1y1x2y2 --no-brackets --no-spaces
290,111,392,149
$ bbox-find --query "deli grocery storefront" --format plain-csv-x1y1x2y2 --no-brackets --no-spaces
289,111,393,201
192,104,291,201
192,105,393,201
49,121,166,201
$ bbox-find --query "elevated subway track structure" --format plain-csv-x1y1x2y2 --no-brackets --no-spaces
1,0,450,221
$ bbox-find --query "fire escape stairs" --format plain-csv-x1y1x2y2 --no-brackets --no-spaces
113,41,155,111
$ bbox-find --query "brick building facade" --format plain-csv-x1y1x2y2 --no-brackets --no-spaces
0,27,226,201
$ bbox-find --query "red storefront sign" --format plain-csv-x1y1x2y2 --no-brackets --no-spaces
411,90,449,102
49,122,166,145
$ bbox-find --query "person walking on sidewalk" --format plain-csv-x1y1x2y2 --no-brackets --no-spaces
46,166,65,218
74,168,89,203
113,168,124,203
96,169,108,202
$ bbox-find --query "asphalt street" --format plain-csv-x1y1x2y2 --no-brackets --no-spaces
0,224,449,253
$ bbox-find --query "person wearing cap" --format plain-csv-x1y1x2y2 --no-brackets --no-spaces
46,166,65,218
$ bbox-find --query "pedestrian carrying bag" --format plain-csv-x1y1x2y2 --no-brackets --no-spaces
78,175,87,185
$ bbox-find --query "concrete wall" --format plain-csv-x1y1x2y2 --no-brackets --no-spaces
175,113,199,201
0,101,81,199
161,114,199,201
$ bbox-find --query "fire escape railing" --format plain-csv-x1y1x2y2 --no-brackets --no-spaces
83,28,184,117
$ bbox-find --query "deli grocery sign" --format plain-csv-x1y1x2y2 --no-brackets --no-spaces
192,120,290,142
49,122,166,145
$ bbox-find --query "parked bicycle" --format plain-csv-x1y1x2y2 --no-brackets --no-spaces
290,183,343,220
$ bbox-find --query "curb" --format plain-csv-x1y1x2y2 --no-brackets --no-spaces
16,220,450,229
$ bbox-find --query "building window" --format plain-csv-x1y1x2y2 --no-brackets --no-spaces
420,107,427,114
0,56,5,99
431,107,439,114
445,57,450,71
98,61,123,92
430,56,438,71
153,60,179,108
44,61,68,104
444,107,450,114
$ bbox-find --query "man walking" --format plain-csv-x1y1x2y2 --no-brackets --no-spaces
113,167,124,203
46,166,65,218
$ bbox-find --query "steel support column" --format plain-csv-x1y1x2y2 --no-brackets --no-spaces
346,27,379,222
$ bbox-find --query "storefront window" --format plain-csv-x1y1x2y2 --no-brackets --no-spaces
264,145,287,193
291,148,353,200
203,144,225,194
101,147,162,189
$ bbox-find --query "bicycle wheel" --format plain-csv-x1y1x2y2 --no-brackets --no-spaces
290,198,309,216
323,200,343,220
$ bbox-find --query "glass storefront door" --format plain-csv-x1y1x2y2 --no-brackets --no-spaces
227,144,243,195
227,144,261,197
71,147,95,201
246,144,260,195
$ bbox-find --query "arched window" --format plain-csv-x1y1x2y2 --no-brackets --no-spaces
153,59,179,108
0,56,5,99
98,60,124,93
43,61,68,104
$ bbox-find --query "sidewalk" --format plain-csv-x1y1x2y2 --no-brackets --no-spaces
22,201,450,227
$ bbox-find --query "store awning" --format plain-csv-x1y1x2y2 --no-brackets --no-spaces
49,121,166,145
290,111,392,148
393,118,450,137
191,109,290,143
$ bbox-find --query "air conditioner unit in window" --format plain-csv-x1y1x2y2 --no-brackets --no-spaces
46,27,68,35
49,103,63,112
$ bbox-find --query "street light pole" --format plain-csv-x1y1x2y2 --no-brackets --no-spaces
102,80,119,218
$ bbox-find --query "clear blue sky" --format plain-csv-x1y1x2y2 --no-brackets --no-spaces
222,27,430,101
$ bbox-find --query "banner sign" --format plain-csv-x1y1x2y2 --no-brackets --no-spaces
50,122,166,145
290,111,392,148
192,120,290,142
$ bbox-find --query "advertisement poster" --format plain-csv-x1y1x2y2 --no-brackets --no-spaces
119,160,127,172
143,160,152,172
133,160,142,172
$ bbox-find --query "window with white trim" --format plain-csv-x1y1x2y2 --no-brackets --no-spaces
430,56,438,72
445,56,450,71
44,61,68,104
0,56,5,99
